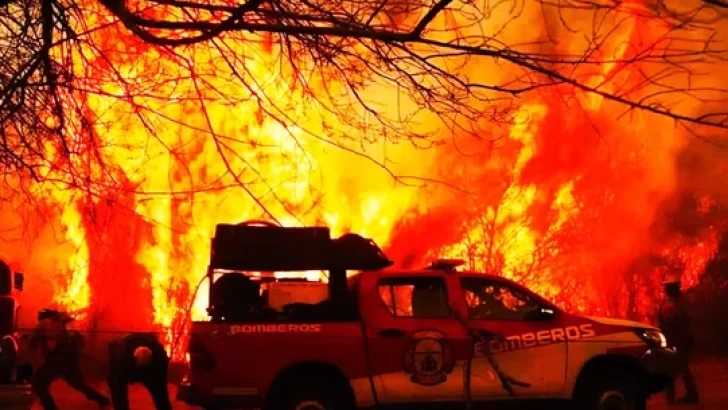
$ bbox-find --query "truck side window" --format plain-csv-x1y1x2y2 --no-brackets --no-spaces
460,278,540,321
377,277,451,318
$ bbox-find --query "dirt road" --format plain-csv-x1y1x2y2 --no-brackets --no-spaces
647,355,728,410
31,355,728,409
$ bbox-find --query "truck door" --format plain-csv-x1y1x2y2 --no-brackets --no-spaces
359,274,469,405
456,276,567,399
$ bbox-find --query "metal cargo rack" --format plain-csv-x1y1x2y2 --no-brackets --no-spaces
205,220,393,315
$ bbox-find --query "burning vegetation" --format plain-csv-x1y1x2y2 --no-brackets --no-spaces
2,0,728,359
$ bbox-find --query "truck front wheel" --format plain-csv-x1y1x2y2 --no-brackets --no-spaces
575,370,647,410
273,381,349,410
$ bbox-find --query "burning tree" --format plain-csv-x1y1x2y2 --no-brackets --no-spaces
3,0,728,174
2,0,728,357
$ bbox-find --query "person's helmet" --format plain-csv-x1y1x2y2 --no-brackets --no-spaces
37,309,75,324
56,312,74,324
662,272,681,286
133,346,154,368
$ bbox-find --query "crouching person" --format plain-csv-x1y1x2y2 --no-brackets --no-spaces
108,333,172,410
29,309,110,410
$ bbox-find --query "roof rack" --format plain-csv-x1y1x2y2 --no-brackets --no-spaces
424,259,466,272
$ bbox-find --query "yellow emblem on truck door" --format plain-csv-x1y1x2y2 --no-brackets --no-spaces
402,330,455,386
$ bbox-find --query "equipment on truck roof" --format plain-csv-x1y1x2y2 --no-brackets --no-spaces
210,221,392,272
267,282,328,312
210,273,263,322
424,259,466,272
206,220,393,318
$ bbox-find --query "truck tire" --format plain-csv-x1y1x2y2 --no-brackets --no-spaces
273,381,349,410
575,369,646,410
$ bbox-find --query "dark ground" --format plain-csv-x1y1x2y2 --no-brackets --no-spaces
27,355,728,410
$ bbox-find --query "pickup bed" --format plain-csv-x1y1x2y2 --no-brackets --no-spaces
179,267,675,410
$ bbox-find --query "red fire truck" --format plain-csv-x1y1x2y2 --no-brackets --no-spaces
178,222,675,410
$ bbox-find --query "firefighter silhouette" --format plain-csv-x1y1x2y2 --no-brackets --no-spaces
29,309,110,410
657,274,699,405
403,330,455,386
108,332,172,410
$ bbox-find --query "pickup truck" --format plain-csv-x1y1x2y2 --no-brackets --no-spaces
178,223,675,410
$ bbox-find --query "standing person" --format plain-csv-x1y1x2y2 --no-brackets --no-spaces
29,308,110,410
657,274,699,405
108,332,172,410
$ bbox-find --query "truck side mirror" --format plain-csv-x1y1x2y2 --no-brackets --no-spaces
524,307,555,321
538,308,555,320
14,272,24,291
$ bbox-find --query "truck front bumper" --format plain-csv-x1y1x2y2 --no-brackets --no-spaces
639,347,677,394
177,380,263,409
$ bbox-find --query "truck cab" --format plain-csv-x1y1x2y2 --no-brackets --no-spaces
178,223,675,410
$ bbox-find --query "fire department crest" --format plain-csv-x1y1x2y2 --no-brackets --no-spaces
402,330,455,386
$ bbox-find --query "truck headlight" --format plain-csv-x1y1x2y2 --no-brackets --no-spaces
636,328,668,349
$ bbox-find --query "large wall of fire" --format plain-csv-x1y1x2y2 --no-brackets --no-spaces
1,0,726,359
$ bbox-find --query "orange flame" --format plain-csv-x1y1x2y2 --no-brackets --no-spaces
0,0,723,358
